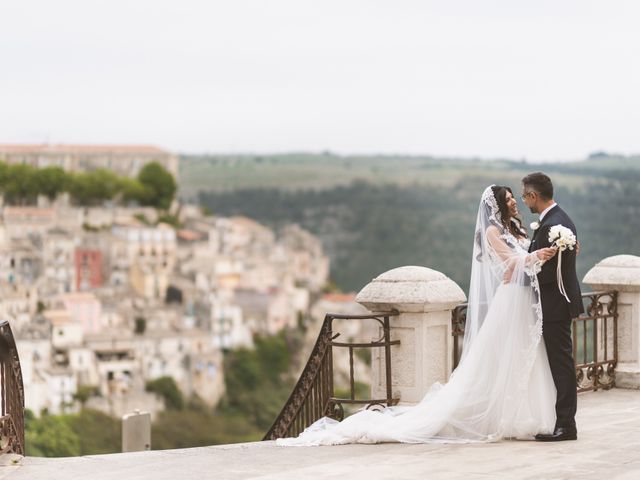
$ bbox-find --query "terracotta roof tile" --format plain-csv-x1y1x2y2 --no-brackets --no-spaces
177,229,203,241
322,293,357,303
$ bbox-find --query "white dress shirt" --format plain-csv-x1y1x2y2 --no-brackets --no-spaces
539,202,557,221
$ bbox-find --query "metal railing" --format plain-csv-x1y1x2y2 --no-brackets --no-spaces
266,290,619,441
263,312,399,441
0,321,25,455
574,291,618,392
451,290,619,392
451,304,467,369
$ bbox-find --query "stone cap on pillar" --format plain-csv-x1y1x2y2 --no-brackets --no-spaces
583,254,640,292
356,265,466,313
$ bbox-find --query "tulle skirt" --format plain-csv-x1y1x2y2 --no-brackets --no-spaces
276,284,556,446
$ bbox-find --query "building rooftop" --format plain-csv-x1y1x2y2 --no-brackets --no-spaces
176,229,204,242
0,144,169,155
322,292,358,303
2,207,55,218
2,388,639,480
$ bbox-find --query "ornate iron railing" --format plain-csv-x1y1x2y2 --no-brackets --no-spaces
263,312,399,440
451,290,619,392
574,291,618,392
0,320,25,455
451,304,467,369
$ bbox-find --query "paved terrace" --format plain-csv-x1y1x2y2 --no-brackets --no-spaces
1,388,639,480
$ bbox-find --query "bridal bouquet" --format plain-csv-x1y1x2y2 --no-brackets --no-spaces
548,225,577,252
548,225,576,302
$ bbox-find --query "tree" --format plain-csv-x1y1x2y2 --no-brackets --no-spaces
72,385,99,408
119,177,152,205
1,164,40,205
138,162,177,210
25,413,81,457
145,376,184,410
68,169,121,206
66,409,120,455
35,166,69,202
0,160,178,210
87,169,121,201
151,409,262,450
0,161,8,190
157,213,181,228
221,331,300,430
68,172,97,205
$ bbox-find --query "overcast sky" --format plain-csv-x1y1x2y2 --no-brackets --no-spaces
1,1,638,160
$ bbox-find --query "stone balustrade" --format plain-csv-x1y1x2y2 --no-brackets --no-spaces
355,266,466,404
357,255,640,404
583,254,640,389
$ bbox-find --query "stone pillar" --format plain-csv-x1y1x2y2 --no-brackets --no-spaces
356,266,466,405
122,409,151,452
583,255,640,389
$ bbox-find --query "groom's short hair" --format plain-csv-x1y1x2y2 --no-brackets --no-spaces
522,172,553,200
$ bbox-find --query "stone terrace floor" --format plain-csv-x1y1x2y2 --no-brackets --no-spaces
1,388,639,480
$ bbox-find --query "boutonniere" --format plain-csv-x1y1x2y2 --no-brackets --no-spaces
530,221,540,231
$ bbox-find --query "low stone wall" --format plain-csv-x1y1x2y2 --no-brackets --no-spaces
357,255,640,401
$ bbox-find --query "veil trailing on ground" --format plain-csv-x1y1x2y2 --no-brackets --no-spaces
276,186,555,446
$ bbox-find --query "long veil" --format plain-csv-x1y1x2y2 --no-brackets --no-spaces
462,185,544,363
276,186,554,446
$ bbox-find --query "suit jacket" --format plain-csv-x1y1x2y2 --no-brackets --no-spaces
528,205,584,320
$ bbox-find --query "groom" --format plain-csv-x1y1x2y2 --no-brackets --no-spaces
521,172,583,442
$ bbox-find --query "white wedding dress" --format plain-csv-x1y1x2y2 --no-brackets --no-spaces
276,186,556,446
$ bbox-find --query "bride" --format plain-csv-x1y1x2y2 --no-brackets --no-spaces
277,185,559,446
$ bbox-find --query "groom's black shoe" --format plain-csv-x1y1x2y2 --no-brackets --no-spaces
535,426,577,442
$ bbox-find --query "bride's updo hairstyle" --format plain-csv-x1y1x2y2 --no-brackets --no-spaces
490,185,527,239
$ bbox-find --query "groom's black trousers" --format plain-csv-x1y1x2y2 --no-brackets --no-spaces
542,319,577,428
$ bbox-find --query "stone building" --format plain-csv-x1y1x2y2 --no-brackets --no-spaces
0,144,179,179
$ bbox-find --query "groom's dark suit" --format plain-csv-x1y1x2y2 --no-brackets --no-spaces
528,204,583,429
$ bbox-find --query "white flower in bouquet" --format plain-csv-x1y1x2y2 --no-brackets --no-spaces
548,225,576,251
547,224,577,303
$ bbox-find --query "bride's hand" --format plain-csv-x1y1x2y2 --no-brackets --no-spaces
536,247,557,262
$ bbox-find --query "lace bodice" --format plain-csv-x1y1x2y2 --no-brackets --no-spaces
518,237,531,250
484,228,541,280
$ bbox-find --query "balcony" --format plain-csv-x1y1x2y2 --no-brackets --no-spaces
2,254,640,479
2,388,639,479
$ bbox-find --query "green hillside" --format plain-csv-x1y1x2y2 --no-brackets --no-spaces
182,154,640,294
179,153,640,197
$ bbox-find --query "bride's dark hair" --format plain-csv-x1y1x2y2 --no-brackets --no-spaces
491,185,527,239
475,185,528,262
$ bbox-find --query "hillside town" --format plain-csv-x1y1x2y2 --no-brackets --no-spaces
0,144,334,420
